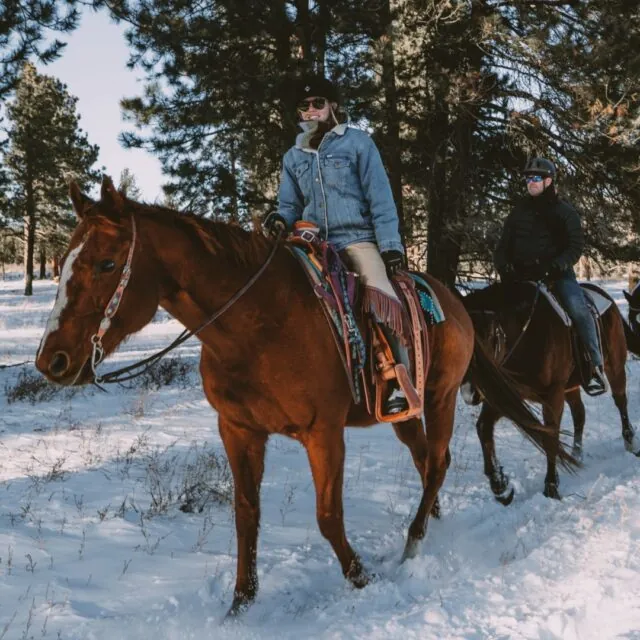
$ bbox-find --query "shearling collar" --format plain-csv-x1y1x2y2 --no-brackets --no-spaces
295,121,348,151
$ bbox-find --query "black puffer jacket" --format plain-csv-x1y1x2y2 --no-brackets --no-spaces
494,188,583,277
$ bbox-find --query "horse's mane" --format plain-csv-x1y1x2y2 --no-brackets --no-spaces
464,282,542,314
463,283,504,311
124,197,273,269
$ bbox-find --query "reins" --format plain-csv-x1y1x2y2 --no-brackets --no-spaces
469,282,541,365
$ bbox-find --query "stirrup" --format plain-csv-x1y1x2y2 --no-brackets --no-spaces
384,385,409,415
584,367,608,397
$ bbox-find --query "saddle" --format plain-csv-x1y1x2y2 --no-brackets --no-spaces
521,281,610,393
286,222,445,422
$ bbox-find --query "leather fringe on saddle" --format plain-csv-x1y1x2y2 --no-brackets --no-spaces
362,287,407,344
362,276,429,423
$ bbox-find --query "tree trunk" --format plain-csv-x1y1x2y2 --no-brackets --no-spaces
579,255,592,280
39,246,46,279
628,263,638,292
229,141,239,223
425,67,450,284
426,4,486,288
23,154,36,296
379,0,405,247
294,0,312,64
53,254,60,279
23,212,36,296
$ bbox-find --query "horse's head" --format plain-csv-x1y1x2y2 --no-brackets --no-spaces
36,176,161,385
623,285,640,335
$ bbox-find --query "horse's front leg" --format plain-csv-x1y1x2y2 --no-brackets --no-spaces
565,388,586,462
393,418,443,518
402,389,457,561
476,402,514,505
303,425,369,588
542,387,565,500
218,417,267,617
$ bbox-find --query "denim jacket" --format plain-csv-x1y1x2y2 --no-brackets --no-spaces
277,123,404,254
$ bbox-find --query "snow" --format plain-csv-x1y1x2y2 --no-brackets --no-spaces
1,273,639,639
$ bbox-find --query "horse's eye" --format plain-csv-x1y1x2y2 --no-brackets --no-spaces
98,259,116,273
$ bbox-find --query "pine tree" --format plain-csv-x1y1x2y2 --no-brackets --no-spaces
0,1,80,98
5,63,100,295
118,167,143,199
102,0,639,282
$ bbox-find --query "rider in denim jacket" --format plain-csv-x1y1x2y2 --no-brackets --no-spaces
277,111,404,256
265,74,411,415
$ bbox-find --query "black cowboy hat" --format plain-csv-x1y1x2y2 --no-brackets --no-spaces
294,74,340,104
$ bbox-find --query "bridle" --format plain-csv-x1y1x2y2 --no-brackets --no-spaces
90,216,138,381
89,215,281,386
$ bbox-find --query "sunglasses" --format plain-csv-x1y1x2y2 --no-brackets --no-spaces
525,175,545,183
297,97,328,112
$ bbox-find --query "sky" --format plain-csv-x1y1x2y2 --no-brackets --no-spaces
36,8,165,201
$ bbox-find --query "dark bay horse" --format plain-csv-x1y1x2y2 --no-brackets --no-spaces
624,283,640,336
463,281,640,503
36,177,572,616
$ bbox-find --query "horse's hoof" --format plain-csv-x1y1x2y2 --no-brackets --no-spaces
543,483,562,500
401,537,421,562
494,485,515,506
623,434,640,457
346,558,370,589
224,594,254,621
430,497,442,519
490,472,514,506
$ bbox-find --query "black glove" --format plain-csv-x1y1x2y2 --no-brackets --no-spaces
545,262,564,282
519,260,548,282
263,212,287,237
497,262,516,283
381,250,406,277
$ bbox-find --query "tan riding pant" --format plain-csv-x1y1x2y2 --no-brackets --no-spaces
342,242,409,368
342,242,400,302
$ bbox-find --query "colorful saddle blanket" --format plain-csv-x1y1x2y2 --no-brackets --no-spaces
287,234,444,405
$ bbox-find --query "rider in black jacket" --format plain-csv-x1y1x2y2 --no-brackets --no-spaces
494,157,607,395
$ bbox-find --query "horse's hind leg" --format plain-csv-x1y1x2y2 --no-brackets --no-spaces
393,418,443,518
304,426,369,588
219,418,267,617
566,388,586,462
542,387,564,500
402,389,456,561
476,402,514,505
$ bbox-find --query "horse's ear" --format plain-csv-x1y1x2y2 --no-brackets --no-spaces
624,290,632,303
68,181,94,219
100,175,125,216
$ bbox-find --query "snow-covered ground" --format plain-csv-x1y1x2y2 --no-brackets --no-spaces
0,273,639,639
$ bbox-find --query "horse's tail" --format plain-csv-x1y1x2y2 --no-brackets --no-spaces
622,317,640,357
579,283,640,358
469,337,581,473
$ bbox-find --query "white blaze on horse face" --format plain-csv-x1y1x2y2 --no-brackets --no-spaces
37,240,87,358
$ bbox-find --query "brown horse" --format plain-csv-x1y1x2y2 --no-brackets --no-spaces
36,177,571,616
463,281,640,503
623,284,640,337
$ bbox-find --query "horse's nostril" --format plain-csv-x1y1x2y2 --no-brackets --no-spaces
49,351,70,378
